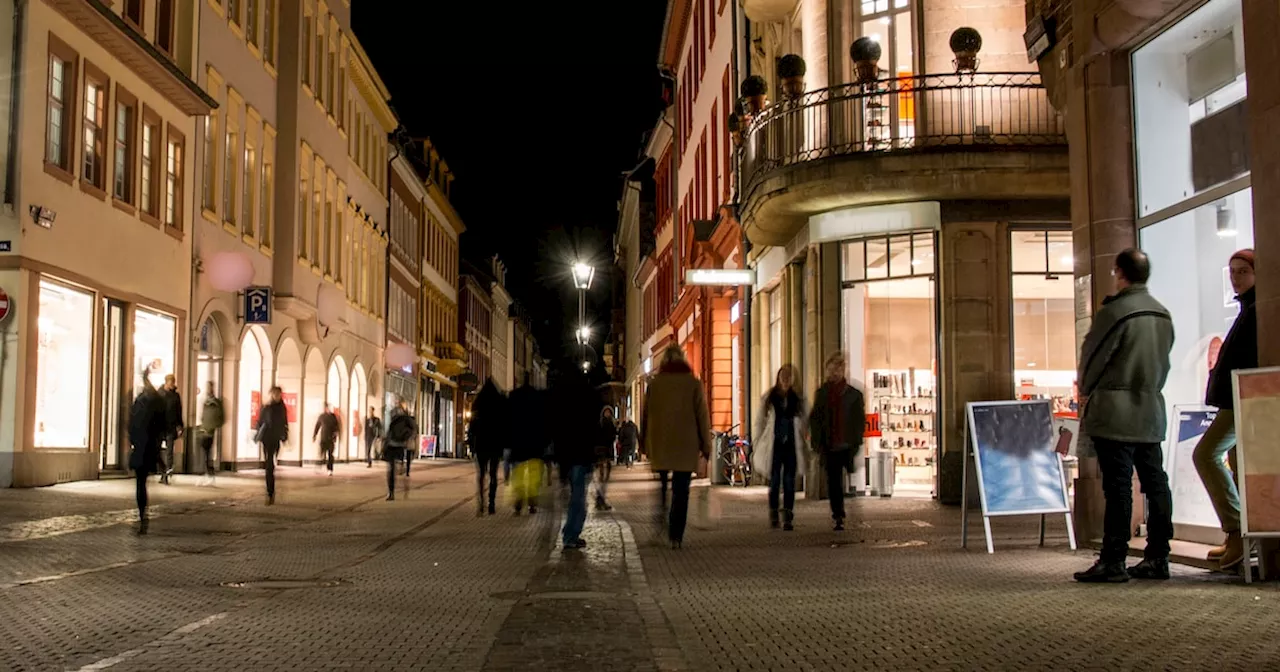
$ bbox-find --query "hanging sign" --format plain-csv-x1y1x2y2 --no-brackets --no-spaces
0,287,10,323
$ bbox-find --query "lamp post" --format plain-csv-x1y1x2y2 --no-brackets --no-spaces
572,261,595,370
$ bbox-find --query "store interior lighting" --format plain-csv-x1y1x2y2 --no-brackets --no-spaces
1216,201,1236,237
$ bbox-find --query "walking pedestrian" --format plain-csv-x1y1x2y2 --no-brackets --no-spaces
313,403,340,475
1193,248,1256,571
752,364,808,531
552,365,603,549
808,352,865,532
128,374,166,535
509,375,549,515
255,386,289,505
159,374,184,485
383,400,417,500
364,407,382,468
595,407,619,511
197,381,226,487
1074,248,1176,583
617,414,639,468
469,379,509,516
642,345,712,549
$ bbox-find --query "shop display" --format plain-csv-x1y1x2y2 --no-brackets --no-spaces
868,368,936,480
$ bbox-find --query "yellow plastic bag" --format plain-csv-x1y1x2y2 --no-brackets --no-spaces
511,459,544,507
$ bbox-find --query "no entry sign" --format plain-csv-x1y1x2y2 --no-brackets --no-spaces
0,287,10,322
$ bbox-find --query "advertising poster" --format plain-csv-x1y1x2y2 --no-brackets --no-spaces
249,391,262,428
283,392,299,422
1169,407,1221,529
1234,368,1280,536
967,400,1070,516
421,435,437,458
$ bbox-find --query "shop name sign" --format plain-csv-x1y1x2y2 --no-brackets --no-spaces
685,269,755,286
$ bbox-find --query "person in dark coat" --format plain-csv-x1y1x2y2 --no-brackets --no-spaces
552,365,603,549
808,351,866,532
128,375,167,535
364,407,382,468
617,415,639,468
159,374,184,485
255,386,290,505
508,375,549,514
383,400,417,500
1074,249,1175,583
595,406,619,511
468,379,509,516
1194,248,1257,571
313,403,340,475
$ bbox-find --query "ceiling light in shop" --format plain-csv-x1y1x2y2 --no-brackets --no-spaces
1216,201,1236,237
1061,255,1073,267
1027,362,1037,367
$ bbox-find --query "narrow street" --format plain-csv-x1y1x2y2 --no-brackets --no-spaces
0,464,1276,671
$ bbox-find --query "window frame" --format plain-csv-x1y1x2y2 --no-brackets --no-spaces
124,0,145,29
259,123,276,251
245,0,261,52
262,0,278,71
311,153,324,269
44,35,78,182
301,0,314,91
223,88,243,231
298,142,313,263
155,0,176,57
202,67,224,220
242,106,261,241
112,84,138,209
140,106,162,225
164,124,185,235
80,60,109,197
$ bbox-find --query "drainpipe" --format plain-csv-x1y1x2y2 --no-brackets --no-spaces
733,3,754,445
4,0,26,208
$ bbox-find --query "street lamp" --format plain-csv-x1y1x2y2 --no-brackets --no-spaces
576,325,591,344
571,260,595,373
572,262,595,290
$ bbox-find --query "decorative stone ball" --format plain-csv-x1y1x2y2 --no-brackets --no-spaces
205,251,254,293
316,284,345,327
385,342,416,370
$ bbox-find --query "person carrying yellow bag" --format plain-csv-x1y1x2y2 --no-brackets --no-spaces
509,374,550,515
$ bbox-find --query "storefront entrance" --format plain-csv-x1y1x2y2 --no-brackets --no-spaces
195,318,225,469
841,232,939,498
99,299,127,470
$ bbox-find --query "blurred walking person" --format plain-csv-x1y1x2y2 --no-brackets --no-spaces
595,406,619,511
197,381,226,487
753,364,808,531
313,403,340,475
1194,249,1256,571
128,374,166,535
469,380,509,515
159,374,184,484
364,407,382,468
509,374,548,515
643,346,712,549
383,399,418,500
255,386,289,505
808,352,865,532
1074,249,1175,583
553,365,603,549
617,414,639,468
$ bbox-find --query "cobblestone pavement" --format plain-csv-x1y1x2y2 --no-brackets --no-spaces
1,464,1278,670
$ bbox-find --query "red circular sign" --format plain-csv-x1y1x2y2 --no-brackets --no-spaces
0,288,10,322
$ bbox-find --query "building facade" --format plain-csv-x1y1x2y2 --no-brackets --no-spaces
387,141,423,424
737,0,1069,501
1026,0,1277,561
416,138,463,457
489,257,512,391
0,0,215,486
615,155,645,423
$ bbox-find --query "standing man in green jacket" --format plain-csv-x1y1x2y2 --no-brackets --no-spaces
197,381,226,487
1074,249,1176,584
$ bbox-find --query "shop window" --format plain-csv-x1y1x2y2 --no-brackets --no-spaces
1009,229,1076,414
1141,187,1254,428
134,309,177,398
1133,0,1246,218
35,280,94,448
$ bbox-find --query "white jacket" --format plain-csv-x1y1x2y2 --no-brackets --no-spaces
751,392,809,476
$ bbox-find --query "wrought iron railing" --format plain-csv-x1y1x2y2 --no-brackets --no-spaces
739,72,1066,196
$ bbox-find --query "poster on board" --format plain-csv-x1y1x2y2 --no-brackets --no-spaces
1233,367,1280,537
1169,407,1222,529
967,400,1071,517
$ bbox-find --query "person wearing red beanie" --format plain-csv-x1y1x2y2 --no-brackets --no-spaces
1194,247,1257,571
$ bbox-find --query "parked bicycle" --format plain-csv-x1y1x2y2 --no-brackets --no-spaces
715,427,752,487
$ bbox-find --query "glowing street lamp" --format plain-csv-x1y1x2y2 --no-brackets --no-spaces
576,325,591,344
572,262,595,290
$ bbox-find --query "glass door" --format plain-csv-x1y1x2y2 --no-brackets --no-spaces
100,300,126,470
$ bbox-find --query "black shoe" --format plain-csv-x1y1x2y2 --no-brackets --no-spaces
1127,558,1170,580
514,506,522,516
136,519,149,536
488,504,496,516
1073,559,1130,583
528,505,538,515
670,539,683,550
266,494,274,506
386,493,395,501
565,538,587,549
783,521,795,531
769,510,780,529
833,518,845,532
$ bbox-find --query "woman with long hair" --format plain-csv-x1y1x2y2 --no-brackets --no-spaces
752,364,807,531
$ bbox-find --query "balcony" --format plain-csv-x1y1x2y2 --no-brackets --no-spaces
739,72,1069,246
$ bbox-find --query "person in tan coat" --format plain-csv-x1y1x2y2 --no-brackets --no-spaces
642,345,712,548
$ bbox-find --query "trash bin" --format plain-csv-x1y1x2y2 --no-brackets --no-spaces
869,448,895,497
710,434,728,485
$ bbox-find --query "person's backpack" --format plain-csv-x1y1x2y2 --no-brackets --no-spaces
387,413,416,446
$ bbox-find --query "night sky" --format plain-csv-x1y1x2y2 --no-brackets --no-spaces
353,2,669,365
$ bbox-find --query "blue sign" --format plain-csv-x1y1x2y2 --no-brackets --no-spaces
968,401,1071,516
244,286,272,324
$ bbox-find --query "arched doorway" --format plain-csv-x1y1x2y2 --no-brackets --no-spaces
275,337,303,464
302,348,326,465
348,362,367,461
238,326,274,465
327,355,349,460
197,316,225,468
